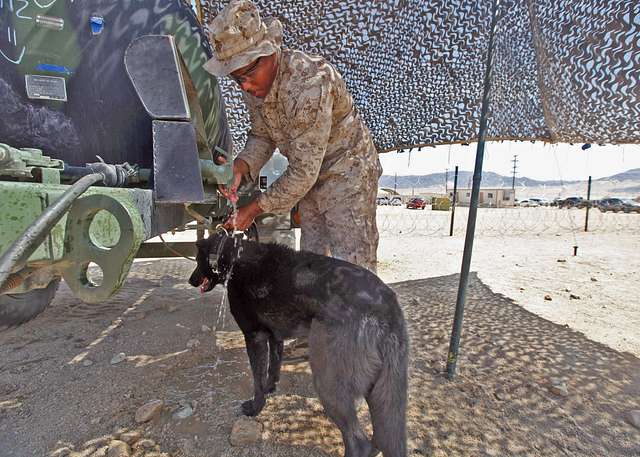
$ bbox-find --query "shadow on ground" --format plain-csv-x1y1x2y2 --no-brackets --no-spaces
0,260,638,456
394,272,640,457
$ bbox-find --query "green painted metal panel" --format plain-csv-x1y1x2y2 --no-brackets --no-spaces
0,181,143,266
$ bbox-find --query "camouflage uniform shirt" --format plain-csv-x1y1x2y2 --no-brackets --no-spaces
237,49,382,214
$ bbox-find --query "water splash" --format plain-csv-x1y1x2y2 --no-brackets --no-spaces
214,199,245,332
215,288,227,331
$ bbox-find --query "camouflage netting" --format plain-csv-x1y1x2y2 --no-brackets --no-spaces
199,0,640,152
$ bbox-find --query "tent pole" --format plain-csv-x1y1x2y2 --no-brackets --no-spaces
447,0,501,379
584,175,592,232
449,166,459,236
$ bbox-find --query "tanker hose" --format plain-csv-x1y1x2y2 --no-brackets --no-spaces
86,156,136,187
0,173,105,291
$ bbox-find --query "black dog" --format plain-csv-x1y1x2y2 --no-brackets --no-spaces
189,233,408,457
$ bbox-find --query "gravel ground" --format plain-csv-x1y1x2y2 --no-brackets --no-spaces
1,208,639,457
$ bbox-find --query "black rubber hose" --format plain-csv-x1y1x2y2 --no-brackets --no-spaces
62,164,97,180
0,173,104,291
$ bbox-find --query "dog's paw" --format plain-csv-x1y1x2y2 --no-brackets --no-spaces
241,398,265,416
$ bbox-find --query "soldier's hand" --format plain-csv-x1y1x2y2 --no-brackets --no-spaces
223,199,264,232
217,159,248,204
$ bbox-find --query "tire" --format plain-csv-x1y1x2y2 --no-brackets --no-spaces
0,279,60,330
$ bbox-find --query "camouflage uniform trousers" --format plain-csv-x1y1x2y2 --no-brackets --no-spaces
298,183,379,273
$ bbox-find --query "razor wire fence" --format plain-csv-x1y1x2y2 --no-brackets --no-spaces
376,206,640,237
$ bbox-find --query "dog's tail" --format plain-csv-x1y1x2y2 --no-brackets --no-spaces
367,317,408,457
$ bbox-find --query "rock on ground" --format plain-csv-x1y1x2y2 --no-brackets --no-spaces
90,446,108,457
229,417,262,446
172,404,194,420
627,410,640,429
110,353,126,365
135,400,164,423
119,431,142,445
107,440,130,457
132,438,158,451
549,378,569,397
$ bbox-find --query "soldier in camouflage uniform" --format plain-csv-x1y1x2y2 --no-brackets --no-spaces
204,0,382,272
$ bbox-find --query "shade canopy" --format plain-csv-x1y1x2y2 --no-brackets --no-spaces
201,0,640,152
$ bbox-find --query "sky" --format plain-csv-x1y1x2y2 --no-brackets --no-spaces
379,142,640,181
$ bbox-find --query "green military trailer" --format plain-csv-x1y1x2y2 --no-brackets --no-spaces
0,0,294,329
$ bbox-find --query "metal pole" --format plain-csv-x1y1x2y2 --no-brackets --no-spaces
447,0,500,379
584,175,592,232
449,166,459,236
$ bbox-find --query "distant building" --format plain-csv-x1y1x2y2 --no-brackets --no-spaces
453,188,515,208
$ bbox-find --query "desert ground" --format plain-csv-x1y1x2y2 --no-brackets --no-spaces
1,206,639,457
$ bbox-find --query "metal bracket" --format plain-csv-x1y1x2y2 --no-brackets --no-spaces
152,120,206,203
61,194,144,303
0,144,63,182
124,35,190,120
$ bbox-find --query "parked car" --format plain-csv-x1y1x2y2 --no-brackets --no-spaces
389,197,403,206
558,196,584,208
623,199,640,213
529,197,550,206
550,197,564,207
377,196,390,205
518,199,539,207
599,198,623,212
406,197,427,209
599,198,640,213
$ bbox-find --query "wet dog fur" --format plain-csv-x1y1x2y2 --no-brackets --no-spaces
189,233,408,457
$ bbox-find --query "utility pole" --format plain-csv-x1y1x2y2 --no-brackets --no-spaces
511,154,518,190
394,173,397,193
445,168,449,192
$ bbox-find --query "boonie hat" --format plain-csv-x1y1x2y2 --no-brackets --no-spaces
203,0,282,77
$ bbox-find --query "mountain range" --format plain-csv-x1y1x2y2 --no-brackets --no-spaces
379,168,640,190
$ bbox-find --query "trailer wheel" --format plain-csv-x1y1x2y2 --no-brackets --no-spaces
0,279,60,330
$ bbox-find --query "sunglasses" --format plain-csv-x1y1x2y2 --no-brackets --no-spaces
230,57,262,84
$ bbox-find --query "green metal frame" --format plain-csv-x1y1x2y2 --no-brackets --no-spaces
62,193,145,303
0,144,63,184
0,181,145,302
